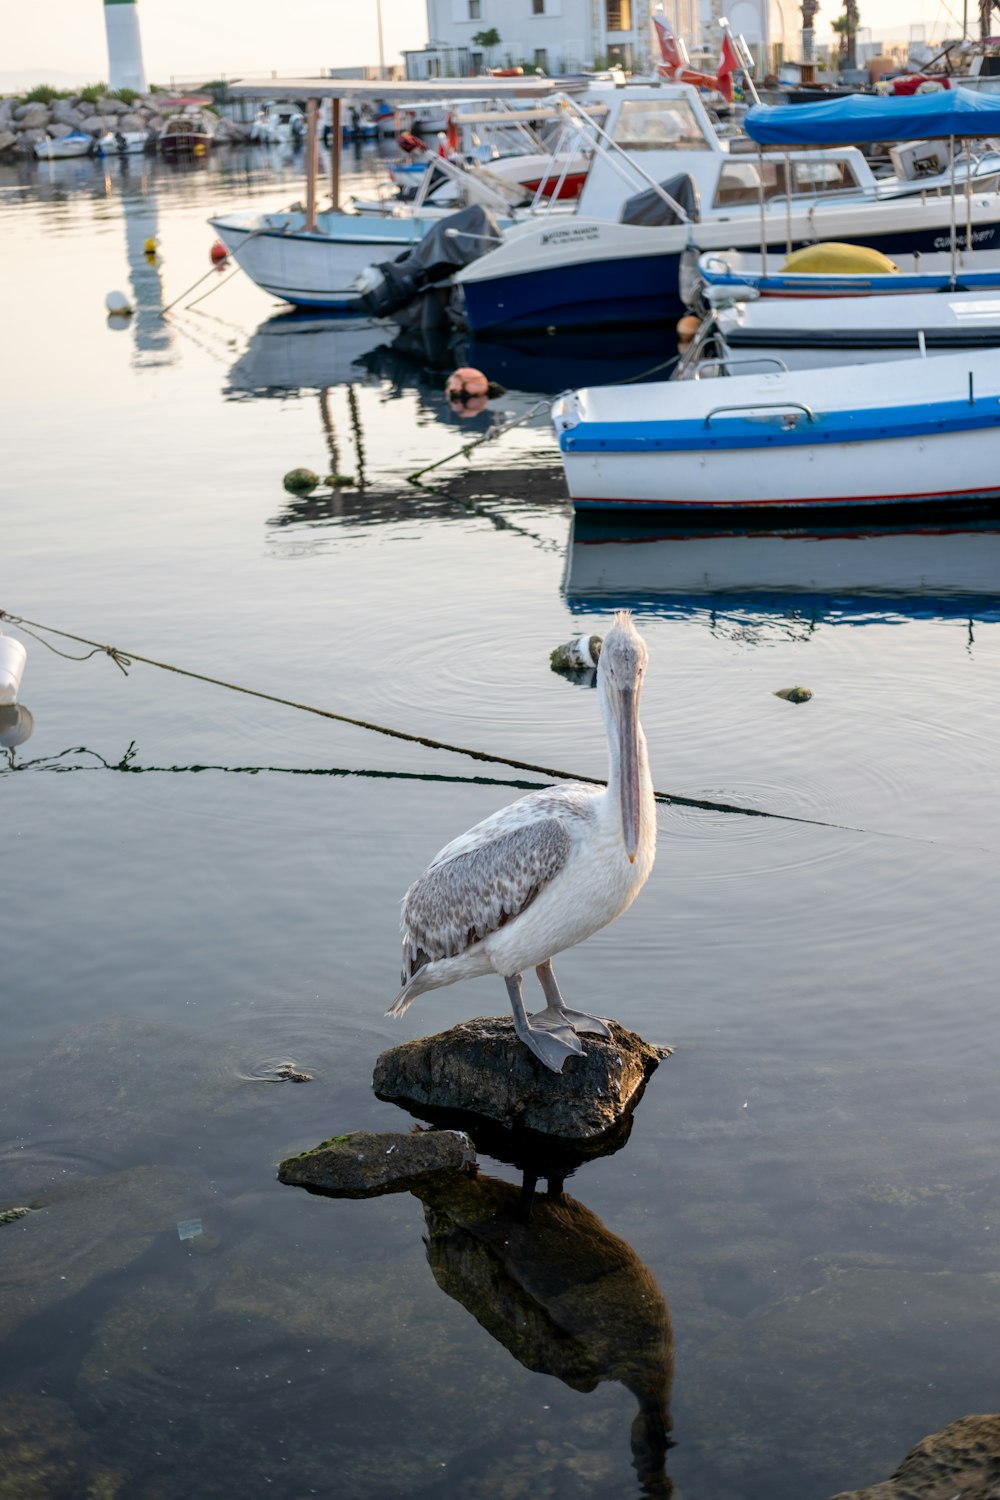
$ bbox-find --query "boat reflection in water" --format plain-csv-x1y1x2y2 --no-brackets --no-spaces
226,312,677,405
565,516,1000,625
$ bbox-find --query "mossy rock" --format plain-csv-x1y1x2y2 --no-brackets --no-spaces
282,468,320,495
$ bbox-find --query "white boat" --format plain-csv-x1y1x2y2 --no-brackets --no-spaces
711,285,1000,355
97,129,149,156
552,349,1000,514
694,244,1000,301
457,85,1000,333
250,106,304,144
34,131,93,160
211,80,566,311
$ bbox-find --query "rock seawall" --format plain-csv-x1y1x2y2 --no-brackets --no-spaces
0,92,252,157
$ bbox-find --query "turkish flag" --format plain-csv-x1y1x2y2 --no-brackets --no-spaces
653,13,688,72
716,31,740,101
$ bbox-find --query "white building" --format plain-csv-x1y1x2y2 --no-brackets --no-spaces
404,0,780,80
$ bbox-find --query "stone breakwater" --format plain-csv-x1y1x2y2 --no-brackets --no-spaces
0,92,252,157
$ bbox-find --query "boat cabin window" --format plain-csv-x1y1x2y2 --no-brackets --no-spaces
611,98,713,152
712,156,860,206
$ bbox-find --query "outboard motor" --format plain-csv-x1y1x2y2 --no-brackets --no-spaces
357,205,502,321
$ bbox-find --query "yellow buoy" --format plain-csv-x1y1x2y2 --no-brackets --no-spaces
782,242,899,275
144,237,157,255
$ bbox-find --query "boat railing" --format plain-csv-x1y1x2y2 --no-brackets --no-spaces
695,356,789,378
703,401,815,425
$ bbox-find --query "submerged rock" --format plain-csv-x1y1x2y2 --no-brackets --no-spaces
774,685,813,703
829,1413,1000,1499
0,1206,32,1226
374,1016,664,1141
278,1128,476,1198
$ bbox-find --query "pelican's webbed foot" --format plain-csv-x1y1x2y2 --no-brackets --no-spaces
535,1005,612,1038
533,959,612,1038
505,974,584,1074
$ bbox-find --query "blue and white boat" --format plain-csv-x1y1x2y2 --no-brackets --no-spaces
457,86,1000,334
34,131,93,160
552,349,1000,514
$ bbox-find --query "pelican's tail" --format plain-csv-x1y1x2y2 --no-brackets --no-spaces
386,968,428,1019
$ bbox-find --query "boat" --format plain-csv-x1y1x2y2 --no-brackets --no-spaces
212,78,565,311
456,85,1000,335
249,106,304,145
551,349,1000,515
709,285,1000,356
694,244,1000,301
33,132,93,160
160,111,216,158
97,129,150,156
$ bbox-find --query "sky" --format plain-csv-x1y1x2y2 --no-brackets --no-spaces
2,0,968,91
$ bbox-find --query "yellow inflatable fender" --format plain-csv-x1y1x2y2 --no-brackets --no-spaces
782,242,900,274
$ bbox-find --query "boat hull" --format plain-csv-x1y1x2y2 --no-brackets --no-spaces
460,198,1000,334
209,212,430,310
555,353,1000,513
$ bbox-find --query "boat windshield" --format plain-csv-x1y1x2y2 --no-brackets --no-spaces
611,98,713,152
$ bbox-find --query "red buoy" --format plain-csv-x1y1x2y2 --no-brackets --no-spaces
210,240,228,265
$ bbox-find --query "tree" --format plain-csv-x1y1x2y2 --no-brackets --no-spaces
831,0,859,68
472,28,502,66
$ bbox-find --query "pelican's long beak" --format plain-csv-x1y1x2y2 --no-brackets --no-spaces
618,686,641,863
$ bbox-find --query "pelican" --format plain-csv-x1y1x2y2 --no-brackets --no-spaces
387,612,656,1073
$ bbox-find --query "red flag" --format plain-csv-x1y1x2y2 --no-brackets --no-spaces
653,13,687,73
716,31,740,102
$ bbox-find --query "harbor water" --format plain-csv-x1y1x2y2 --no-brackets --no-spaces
2,143,1000,1500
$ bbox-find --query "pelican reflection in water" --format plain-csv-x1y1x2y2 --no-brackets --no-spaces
414,1169,674,1497
388,613,656,1071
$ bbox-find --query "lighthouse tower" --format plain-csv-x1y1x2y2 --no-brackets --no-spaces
103,0,148,94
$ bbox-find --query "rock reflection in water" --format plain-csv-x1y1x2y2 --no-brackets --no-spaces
413,1168,674,1499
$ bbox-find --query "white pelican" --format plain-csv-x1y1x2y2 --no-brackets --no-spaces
387,612,656,1073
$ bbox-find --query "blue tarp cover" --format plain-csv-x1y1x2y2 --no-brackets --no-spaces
744,86,1000,146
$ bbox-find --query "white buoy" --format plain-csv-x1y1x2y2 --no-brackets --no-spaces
105,290,133,316
0,704,34,750
0,633,27,706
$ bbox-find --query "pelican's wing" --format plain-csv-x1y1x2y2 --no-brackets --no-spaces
401,815,572,983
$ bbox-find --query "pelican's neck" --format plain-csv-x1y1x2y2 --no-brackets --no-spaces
598,677,654,823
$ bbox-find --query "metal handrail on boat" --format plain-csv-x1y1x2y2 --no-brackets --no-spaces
703,401,816,425
694,356,789,377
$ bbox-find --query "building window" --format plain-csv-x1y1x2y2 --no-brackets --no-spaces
532,0,545,12
534,47,549,70
469,0,481,16
605,0,632,29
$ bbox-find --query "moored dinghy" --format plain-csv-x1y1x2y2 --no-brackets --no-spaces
552,350,1000,514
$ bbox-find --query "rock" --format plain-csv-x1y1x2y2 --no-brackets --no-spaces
278,1128,476,1198
13,101,51,127
15,129,46,155
0,130,16,155
828,1414,1000,1499
97,95,125,114
0,99,14,126
774,685,813,703
374,1017,664,1140
46,121,74,139
80,114,105,134
0,1205,32,1225
51,100,85,127
118,112,144,132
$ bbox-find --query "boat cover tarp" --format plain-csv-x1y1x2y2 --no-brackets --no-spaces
745,86,1000,146
619,173,700,225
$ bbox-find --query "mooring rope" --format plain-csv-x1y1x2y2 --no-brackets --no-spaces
0,606,863,832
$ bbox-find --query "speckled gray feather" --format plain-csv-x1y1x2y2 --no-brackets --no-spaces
401,815,573,983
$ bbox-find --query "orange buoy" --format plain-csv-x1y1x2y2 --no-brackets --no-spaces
446,367,489,400
210,240,229,265
676,314,700,339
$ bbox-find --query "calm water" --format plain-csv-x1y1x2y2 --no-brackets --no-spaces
3,145,1000,1500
